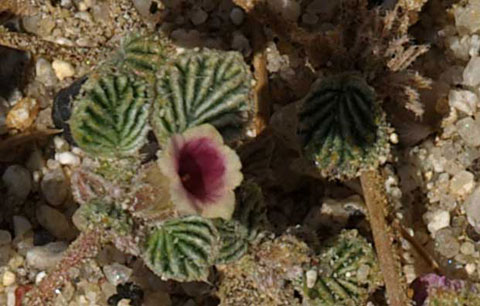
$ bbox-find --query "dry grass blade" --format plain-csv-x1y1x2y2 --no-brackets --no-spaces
361,169,409,306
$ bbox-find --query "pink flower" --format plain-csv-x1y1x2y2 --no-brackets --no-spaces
158,124,243,220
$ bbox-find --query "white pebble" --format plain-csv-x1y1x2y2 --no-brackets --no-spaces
35,271,47,284
52,59,75,81
53,136,68,151
425,210,450,235
103,263,133,286
448,89,477,115
449,170,475,197
2,271,16,286
55,152,80,166
305,270,317,288
466,263,476,275
456,117,480,147
26,242,68,270
230,7,245,25
463,56,480,87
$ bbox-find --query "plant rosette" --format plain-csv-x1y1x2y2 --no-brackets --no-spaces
157,124,243,220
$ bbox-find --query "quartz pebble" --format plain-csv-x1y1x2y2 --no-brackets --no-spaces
449,170,475,197
36,205,74,239
465,185,480,233
2,271,15,286
26,242,68,270
425,210,450,235
2,165,32,202
453,0,480,35
463,56,480,87
41,168,68,206
35,58,57,87
448,89,477,115
435,229,460,258
55,152,80,166
456,117,480,147
52,60,75,81
103,263,133,286
460,241,475,255
6,97,39,131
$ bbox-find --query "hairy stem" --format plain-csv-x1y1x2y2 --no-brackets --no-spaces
360,169,408,306
23,229,104,306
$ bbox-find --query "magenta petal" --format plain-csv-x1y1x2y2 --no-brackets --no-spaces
177,137,226,204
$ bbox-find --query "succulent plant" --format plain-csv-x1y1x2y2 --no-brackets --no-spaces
115,34,174,80
297,73,390,179
72,200,133,235
151,48,254,144
69,71,152,157
142,215,220,282
233,180,267,241
157,124,243,220
213,218,249,265
300,230,382,306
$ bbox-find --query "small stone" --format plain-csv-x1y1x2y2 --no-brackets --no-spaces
268,0,301,21
448,89,477,115
456,117,480,147
35,271,47,284
305,270,317,288
103,263,133,286
466,185,480,233
41,168,68,206
13,216,32,238
36,205,74,239
435,229,460,258
6,97,39,131
2,165,32,202
35,58,57,87
302,12,319,25
52,60,75,81
460,241,475,255
449,170,475,197
189,9,208,25
454,0,480,35
0,230,12,245
230,8,244,25
55,152,80,166
231,32,252,57
465,263,476,274
26,242,68,270
425,210,450,235
463,56,480,87
118,299,131,306
2,271,16,286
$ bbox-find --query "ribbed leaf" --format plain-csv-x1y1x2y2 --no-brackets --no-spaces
143,216,219,282
301,230,382,306
298,73,389,179
233,181,267,241
70,72,151,157
151,49,254,144
213,219,249,265
118,34,173,80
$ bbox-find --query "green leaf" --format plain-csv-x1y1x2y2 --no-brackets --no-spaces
143,216,219,282
213,219,249,265
234,181,267,241
117,34,174,80
151,49,254,144
301,230,382,306
70,72,151,157
298,73,390,179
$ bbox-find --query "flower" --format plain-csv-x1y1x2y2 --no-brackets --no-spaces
158,124,243,220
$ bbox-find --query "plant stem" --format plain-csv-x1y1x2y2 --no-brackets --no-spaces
23,229,104,306
360,169,408,306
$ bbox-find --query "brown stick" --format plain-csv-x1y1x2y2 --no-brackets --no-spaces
360,169,409,306
23,230,104,306
250,20,270,134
